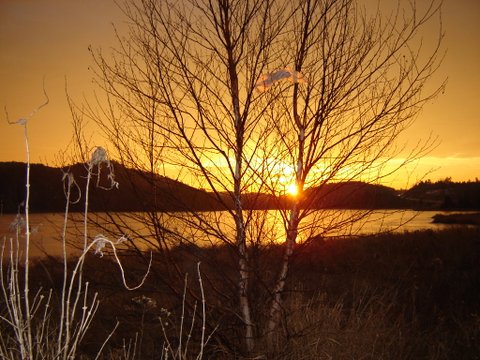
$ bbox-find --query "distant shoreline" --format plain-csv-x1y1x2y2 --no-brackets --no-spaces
432,212,480,226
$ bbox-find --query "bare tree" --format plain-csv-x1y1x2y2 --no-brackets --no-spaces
84,0,444,356
263,0,445,341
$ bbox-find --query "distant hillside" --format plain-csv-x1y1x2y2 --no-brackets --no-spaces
0,162,222,213
403,178,480,210
0,162,64,213
5,162,462,213
304,182,412,209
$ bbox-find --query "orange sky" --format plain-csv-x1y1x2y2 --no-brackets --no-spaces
0,0,479,189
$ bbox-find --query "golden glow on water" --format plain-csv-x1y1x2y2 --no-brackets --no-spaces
1,210,466,259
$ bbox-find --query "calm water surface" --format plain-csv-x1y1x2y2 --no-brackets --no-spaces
0,210,471,258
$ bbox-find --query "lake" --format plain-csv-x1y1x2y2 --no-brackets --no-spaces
0,210,473,258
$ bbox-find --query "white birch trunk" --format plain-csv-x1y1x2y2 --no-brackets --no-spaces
267,111,306,344
229,50,255,353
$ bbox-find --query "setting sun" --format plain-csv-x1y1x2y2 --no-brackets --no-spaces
287,183,299,196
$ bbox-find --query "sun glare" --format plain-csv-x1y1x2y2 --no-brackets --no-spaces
287,183,298,196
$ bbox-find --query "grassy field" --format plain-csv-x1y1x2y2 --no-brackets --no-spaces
7,227,480,359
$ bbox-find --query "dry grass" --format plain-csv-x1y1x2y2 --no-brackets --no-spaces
15,227,480,359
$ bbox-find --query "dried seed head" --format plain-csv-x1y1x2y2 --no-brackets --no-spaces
87,146,120,190
90,146,108,166
160,308,171,317
93,234,108,257
9,214,26,231
117,235,128,244
132,295,157,310
61,170,81,204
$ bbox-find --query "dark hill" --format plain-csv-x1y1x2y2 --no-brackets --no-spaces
0,162,222,213
0,162,415,213
0,162,64,213
404,179,480,210
304,181,412,209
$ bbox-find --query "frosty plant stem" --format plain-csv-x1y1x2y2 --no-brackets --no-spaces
60,147,147,359
57,172,75,357
22,116,33,359
1,92,151,359
158,262,215,360
3,90,49,359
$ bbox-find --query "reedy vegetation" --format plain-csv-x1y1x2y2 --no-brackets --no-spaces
0,98,152,359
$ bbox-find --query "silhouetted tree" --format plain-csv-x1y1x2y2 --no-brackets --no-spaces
83,0,445,356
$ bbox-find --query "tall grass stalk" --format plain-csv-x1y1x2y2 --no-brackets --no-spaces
158,263,216,360
1,94,48,359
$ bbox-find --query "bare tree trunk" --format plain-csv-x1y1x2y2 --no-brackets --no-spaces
267,95,306,342
235,208,255,353
230,51,256,355
266,204,299,343
215,1,257,348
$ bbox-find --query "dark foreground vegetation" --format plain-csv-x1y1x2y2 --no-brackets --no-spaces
7,228,479,359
